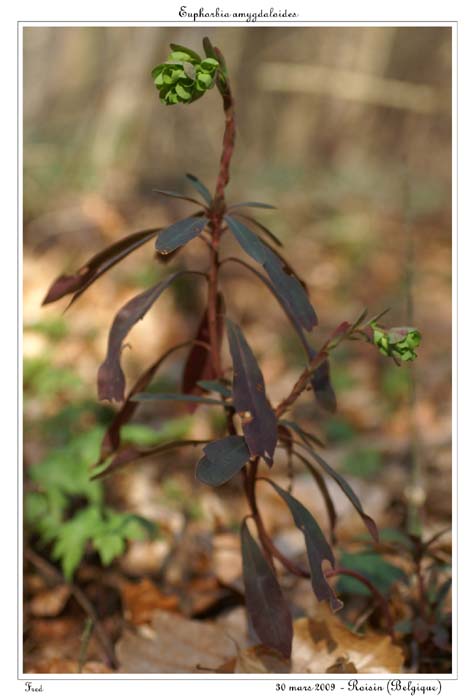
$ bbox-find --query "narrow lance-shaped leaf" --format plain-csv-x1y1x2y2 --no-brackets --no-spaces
264,479,342,612
228,201,276,211
42,228,158,306
276,424,334,539
225,216,318,331
240,519,293,657
98,270,202,402
223,256,329,412
263,248,318,332
186,173,213,205
297,327,337,414
155,216,208,254
296,441,379,542
196,435,250,487
223,257,309,351
291,449,337,544
234,213,283,248
152,188,203,207
309,355,337,414
225,215,268,264
277,423,295,487
226,319,277,466
279,419,325,449
181,294,224,408
91,439,209,481
261,242,309,292
97,340,193,464
196,380,231,398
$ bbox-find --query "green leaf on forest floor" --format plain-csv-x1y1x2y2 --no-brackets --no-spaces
337,551,407,597
25,426,157,578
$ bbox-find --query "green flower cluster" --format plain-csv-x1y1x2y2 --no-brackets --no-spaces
152,45,220,105
371,323,421,362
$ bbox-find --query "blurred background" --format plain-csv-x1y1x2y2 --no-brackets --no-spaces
23,26,452,673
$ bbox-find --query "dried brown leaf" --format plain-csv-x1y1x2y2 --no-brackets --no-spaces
116,610,237,673
29,584,71,618
120,579,180,625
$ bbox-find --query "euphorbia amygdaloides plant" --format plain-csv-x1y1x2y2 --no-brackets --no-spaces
44,38,421,658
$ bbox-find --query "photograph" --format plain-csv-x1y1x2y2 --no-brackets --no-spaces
22,24,452,676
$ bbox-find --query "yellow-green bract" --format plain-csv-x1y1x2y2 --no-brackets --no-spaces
151,45,219,105
371,323,421,362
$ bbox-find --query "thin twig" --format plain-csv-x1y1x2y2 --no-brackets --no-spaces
78,617,94,673
25,548,118,669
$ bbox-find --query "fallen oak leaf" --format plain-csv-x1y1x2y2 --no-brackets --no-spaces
234,607,403,674
290,610,403,674
116,609,238,673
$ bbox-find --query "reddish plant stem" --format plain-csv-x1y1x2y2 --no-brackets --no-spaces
275,349,329,418
213,54,236,211
275,325,352,418
242,458,276,572
207,233,222,377
206,53,236,378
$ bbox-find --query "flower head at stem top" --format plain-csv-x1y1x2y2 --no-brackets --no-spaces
370,322,421,362
152,43,221,106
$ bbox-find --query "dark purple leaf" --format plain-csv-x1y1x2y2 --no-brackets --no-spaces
277,423,294,451
196,435,250,486
309,356,337,413
155,246,183,265
261,242,309,293
277,423,294,483
296,442,379,542
98,340,193,464
240,519,293,657
225,215,268,264
223,258,310,351
224,257,330,414
98,270,201,402
185,173,213,205
152,188,203,207
279,419,325,449
181,296,224,408
224,218,317,332
132,392,224,405
228,201,276,211
42,228,158,306
263,249,318,332
92,439,209,481
226,319,277,466
155,216,208,254
196,380,231,398
291,450,337,544
265,479,342,612
233,213,283,248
